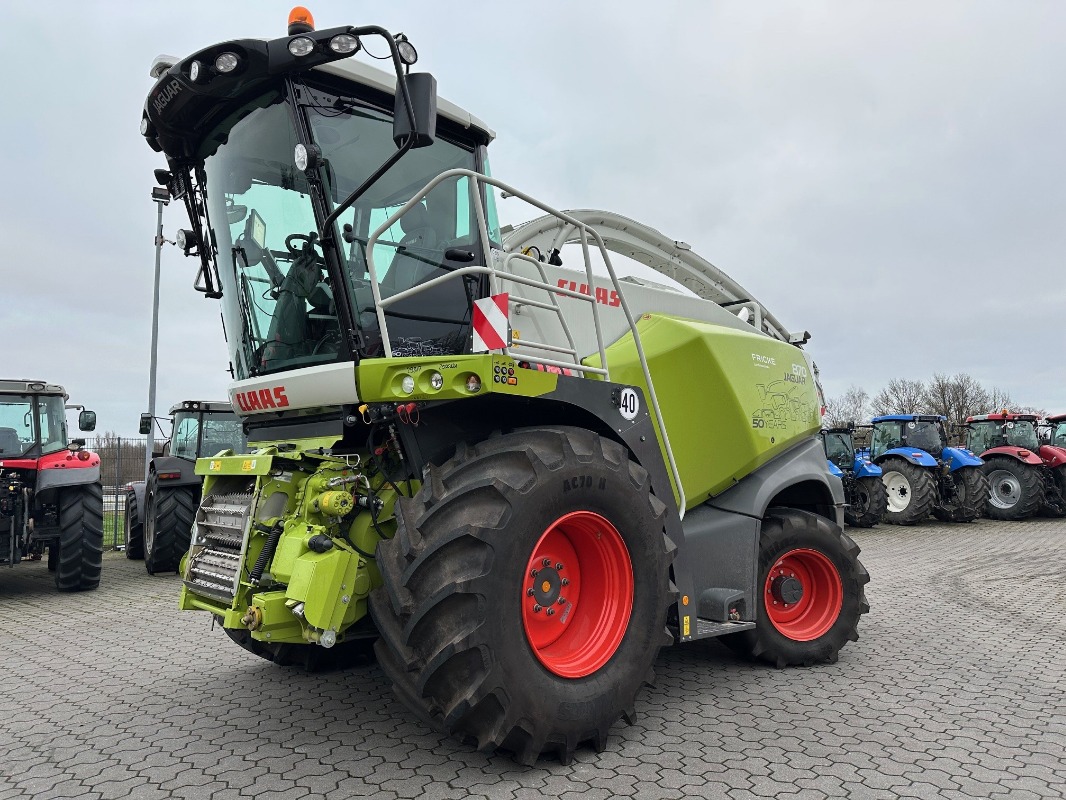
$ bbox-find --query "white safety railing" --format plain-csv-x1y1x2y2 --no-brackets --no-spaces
365,169,686,516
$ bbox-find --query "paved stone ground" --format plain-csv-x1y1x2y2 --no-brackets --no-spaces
1,517,1064,799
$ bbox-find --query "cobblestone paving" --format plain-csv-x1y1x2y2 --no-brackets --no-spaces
1,517,1064,799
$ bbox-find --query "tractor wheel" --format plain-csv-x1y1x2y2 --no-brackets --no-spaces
844,476,887,528
47,544,58,572
54,481,104,592
879,458,936,525
1038,465,1066,517
983,458,1044,521
144,476,196,574
125,488,144,560
369,427,674,766
932,467,989,523
723,508,869,668
222,626,376,671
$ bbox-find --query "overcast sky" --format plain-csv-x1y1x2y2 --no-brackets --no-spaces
2,1,1063,437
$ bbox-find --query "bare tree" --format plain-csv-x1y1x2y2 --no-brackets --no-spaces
824,385,871,428
871,378,927,416
924,373,990,429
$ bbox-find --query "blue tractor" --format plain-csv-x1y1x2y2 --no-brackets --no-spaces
864,414,989,525
821,426,887,527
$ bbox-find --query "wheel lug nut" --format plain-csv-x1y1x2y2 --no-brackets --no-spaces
530,569,538,578
526,588,535,596
533,604,542,613
542,558,551,567
556,562,563,570
557,597,566,605
546,608,555,616
561,578,570,586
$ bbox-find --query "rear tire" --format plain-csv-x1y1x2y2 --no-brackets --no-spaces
724,508,869,668
125,488,144,560
983,458,1043,521
47,544,58,572
844,476,887,528
55,482,104,592
144,475,196,574
369,427,674,765
1038,465,1066,517
932,466,989,523
880,458,936,525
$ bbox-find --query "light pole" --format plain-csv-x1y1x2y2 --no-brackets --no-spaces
146,185,170,475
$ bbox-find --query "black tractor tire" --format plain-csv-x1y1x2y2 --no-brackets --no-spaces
879,458,936,525
144,475,196,574
1038,465,1066,518
723,508,869,668
983,458,1044,521
54,481,104,592
125,488,144,560
369,427,675,766
47,544,58,572
222,626,377,671
844,476,887,528
932,466,990,523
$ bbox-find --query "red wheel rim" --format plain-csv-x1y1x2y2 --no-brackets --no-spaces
764,549,843,641
521,511,634,678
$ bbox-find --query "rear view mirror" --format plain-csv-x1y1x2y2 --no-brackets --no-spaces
78,410,97,432
138,413,153,435
393,72,437,148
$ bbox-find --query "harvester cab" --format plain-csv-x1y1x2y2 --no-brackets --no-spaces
965,412,1065,519
0,379,102,590
820,426,886,528
141,7,868,764
867,414,988,524
125,401,245,573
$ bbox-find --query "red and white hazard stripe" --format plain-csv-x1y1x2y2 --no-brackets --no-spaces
472,293,510,352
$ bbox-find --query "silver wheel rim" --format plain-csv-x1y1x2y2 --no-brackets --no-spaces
883,471,912,513
144,492,155,555
988,470,1021,509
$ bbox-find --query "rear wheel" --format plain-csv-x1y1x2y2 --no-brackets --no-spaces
932,466,989,523
983,458,1043,521
144,475,196,574
55,482,104,592
125,488,144,560
1038,465,1066,517
724,508,869,668
369,427,674,765
47,544,58,572
844,476,887,528
880,458,936,525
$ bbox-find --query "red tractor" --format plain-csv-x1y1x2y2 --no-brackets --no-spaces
965,412,1066,520
0,379,103,590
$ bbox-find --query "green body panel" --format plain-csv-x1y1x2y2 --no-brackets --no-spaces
355,353,557,403
590,314,820,508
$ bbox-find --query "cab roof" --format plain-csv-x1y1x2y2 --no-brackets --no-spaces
0,379,67,398
871,414,946,423
168,400,235,415
966,412,1039,423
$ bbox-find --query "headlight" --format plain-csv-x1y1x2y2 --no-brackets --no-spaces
401,375,415,395
429,371,443,391
189,60,202,82
396,36,417,65
288,36,315,57
329,34,359,54
214,52,239,73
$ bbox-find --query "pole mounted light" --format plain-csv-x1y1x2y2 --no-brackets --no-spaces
145,183,170,476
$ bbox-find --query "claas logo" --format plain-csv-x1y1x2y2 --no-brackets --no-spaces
235,386,290,412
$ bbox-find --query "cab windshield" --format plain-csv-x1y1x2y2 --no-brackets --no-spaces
203,83,489,379
969,420,1040,452
905,420,946,453
823,432,854,469
172,412,245,460
1054,422,1066,448
0,394,67,457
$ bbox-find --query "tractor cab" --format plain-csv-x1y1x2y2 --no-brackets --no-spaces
869,415,948,459
142,14,497,383
1045,414,1066,448
0,381,96,463
139,401,245,461
821,428,855,471
965,413,1040,454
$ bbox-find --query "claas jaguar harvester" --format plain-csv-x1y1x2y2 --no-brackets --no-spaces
140,7,869,764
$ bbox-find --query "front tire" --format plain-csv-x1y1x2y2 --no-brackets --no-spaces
125,488,144,560
55,482,104,592
880,458,936,525
144,474,196,574
369,427,674,765
724,508,869,668
844,476,887,528
983,458,1044,521
932,466,989,523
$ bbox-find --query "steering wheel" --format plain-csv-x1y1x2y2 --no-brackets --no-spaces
286,233,318,255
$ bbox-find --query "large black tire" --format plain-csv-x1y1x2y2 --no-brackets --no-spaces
723,508,869,668
1038,465,1066,517
144,475,196,574
47,544,58,572
844,476,887,528
983,458,1044,521
125,488,144,560
879,458,936,525
369,427,675,766
932,466,989,523
55,481,104,592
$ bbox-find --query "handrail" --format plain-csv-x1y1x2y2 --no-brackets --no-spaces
366,168,687,517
